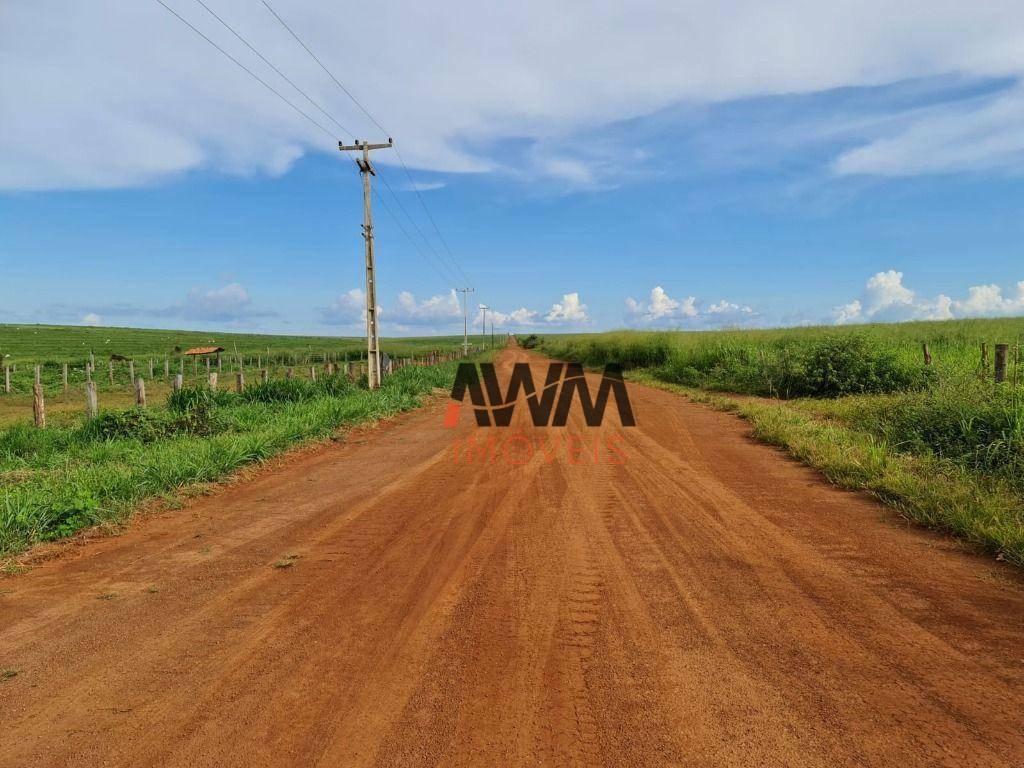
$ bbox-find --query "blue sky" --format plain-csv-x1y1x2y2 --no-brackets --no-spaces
3,1,1024,335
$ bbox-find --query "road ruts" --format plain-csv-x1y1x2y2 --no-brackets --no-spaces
1,344,1023,767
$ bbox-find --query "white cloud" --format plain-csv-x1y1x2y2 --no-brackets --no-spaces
9,1,1024,191
626,286,755,328
172,282,265,322
834,270,1024,323
391,289,462,325
544,292,590,324
319,288,366,325
954,282,1024,316
835,85,1024,177
81,312,102,326
399,180,446,192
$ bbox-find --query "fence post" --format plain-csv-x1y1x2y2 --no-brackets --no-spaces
236,372,245,393
209,372,218,390
995,343,1009,383
85,361,92,384
286,367,293,380
135,377,147,407
164,358,170,380
981,342,988,373
3,365,9,394
62,362,69,391
33,379,45,428
148,359,154,378
260,368,268,383
85,381,98,418
173,373,183,392
108,360,114,384
310,366,317,382
922,343,931,365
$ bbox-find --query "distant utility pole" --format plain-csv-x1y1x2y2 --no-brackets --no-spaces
490,321,494,349
479,305,488,349
339,137,393,389
456,287,474,356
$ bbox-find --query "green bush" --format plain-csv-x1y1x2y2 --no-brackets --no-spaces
167,385,234,412
785,336,931,397
79,408,174,443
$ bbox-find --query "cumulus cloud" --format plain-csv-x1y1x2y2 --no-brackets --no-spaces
166,282,272,322
833,270,1024,323
319,288,366,325
81,312,102,326
544,293,590,324
390,289,462,325
9,1,1024,191
625,286,755,328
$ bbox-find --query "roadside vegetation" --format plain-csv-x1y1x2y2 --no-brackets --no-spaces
541,318,1024,565
0,362,460,558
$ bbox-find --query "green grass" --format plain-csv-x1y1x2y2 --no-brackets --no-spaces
0,323,470,364
541,318,1024,565
0,323,475,397
0,361,462,558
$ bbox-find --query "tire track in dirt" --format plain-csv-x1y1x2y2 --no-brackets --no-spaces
1,344,1023,767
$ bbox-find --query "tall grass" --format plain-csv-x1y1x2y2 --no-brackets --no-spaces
0,363,458,556
540,320,1024,563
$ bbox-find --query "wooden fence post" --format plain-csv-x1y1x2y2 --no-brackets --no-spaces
85,381,98,418
236,372,245,393
148,359,154,378
981,342,988,373
922,343,931,365
286,367,293,379
260,368,269,383
85,361,92,384
3,365,9,394
135,377,146,407
310,366,317,382
164,358,170,380
62,362,69,391
206,358,211,375
995,343,1009,383
108,360,114,385
208,372,218,390
173,374,183,392
33,379,45,428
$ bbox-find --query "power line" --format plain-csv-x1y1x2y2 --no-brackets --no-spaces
260,0,472,286
151,0,458,289
152,0,337,142
191,0,354,140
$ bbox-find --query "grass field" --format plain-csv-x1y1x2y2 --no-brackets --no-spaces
0,323,469,365
0,324,476,422
538,318,1024,565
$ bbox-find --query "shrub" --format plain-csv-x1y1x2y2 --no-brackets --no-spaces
785,336,930,397
80,408,173,443
167,385,234,412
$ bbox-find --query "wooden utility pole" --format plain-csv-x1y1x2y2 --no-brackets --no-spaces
339,138,393,389
479,305,488,350
456,287,474,356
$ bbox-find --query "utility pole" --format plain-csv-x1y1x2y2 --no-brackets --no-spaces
339,137,393,389
456,287,474,356
490,321,494,349
479,305,488,350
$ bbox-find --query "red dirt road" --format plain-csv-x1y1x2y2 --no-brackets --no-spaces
2,346,1023,767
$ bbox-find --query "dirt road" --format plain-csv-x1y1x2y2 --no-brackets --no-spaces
2,346,1023,767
